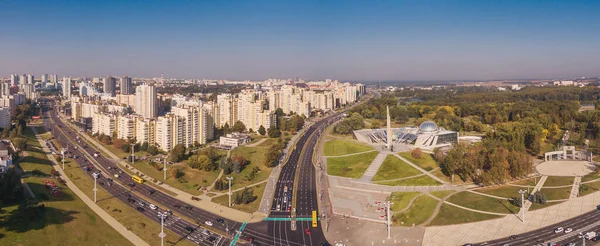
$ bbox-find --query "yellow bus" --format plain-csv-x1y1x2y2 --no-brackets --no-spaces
312,210,317,227
132,175,144,184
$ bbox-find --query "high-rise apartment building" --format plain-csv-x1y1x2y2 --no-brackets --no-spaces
215,94,235,127
10,74,18,87
0,107,11,129
23,84,35,99
26,74,34,84
41,74,48,84
172,105,214,147
120,76,133,95
117,115,135,140
104,76,117,97
92,112,116,137
62,77,72,99
135,84,157,118
0,83,10,97
135,118,156,146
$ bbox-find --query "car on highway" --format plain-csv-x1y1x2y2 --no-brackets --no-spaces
136,207,144,212
128,182,135,187
205,221,213,226
554,227,564,233
243,236,254,242
305,228,310,235
185,226,195,232
585,231,597,240
147,189,155,195
564,227,573,233
114,174,120,178
138,201,146,207
216,218,224,223
149,204,157,210
566,243,576,246
509,235,518,240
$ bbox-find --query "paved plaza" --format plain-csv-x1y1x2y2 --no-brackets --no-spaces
536,160,596,176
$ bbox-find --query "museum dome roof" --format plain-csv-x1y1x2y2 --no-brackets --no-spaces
419,121,438,133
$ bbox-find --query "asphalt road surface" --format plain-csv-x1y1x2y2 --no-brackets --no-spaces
246,109,345,246
44,99,283,245
473,207,600,246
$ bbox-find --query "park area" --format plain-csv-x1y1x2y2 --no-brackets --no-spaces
327,151,379,179
0,126,133,246
372,155,422,181
323,139,374,156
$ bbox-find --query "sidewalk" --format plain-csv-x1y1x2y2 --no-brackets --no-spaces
57,115,261,223
31,126,149,246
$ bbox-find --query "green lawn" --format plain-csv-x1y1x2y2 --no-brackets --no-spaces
398,152,438,171
429,190,456,200
477,185,530,199
389,192,422,212
539,187,572,201
378,175,441,186
511,177,539,187
447,192,518,214
582,172,600,183
0,127,132,246
428,204,503,226
327,151,379,179
372,155,422,181
544,176,574,187
323,139,374,156
256,138,276,147
529,201,561,211
212,183,266,213
132,160,221,196
229,146,272,189
579,181,600,196
63,156,195,246
392,195,438,226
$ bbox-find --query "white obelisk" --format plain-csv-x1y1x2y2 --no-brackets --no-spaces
386,106,392,149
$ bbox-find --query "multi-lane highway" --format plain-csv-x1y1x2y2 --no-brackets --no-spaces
245,109,345,245
472,205,600,245
42,98,284,246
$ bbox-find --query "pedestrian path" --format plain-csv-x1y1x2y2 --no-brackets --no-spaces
326,149,377,158
393,153,447,184
358,152,388,182
523,175,547,212
570,176,581,199
31,126,150,246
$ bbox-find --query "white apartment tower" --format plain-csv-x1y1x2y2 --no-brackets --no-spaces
62,77,72,99
117,115,135,140
10,74,18,87
135,84,157,118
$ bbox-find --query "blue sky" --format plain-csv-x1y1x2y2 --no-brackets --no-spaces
1,0,599,81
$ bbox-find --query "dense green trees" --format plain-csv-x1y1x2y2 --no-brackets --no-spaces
334,113,365,134
258,125,266,135
232,121,246,133
234,187,257,204
169,144,186,163
0,168,22,204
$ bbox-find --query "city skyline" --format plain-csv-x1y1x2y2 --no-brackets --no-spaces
2,0,600,81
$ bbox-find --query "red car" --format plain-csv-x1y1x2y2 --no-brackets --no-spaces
305,228,310,235
243,236,254,242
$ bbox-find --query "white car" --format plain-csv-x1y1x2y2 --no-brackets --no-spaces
554,227,564,233
205,221,213,226
149,204,157,210
565,228,573,233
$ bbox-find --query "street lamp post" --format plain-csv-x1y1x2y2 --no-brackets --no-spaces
163,154,168,181
130,143,135,165
226,176,234,207
94,175,98,203
386,200,392,239
519,189,526,223
61,148,66,170
158,212,167,246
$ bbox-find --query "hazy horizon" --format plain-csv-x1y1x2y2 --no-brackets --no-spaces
2,0,600,81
